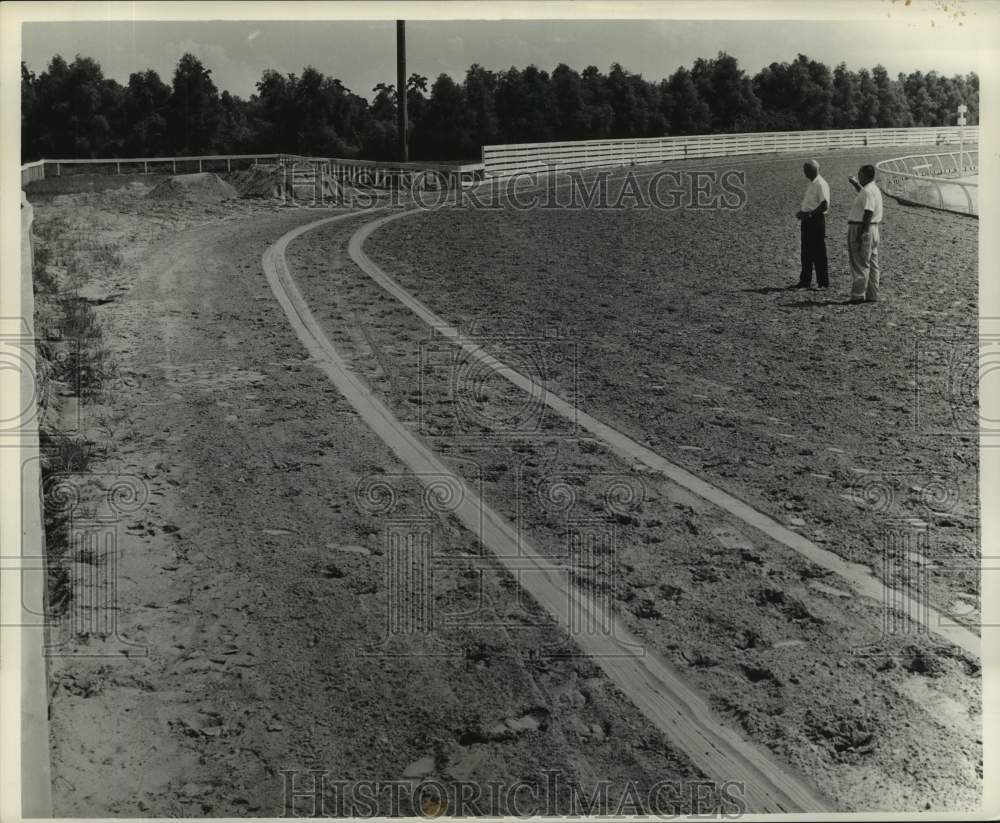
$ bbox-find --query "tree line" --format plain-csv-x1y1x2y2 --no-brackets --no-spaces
21,51,979,163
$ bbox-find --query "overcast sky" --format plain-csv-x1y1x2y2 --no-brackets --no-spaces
22,19,986,101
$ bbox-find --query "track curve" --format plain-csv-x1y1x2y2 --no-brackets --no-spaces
346,207,980,660
263,211,833,814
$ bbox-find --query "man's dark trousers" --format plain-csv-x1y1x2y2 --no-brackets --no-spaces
799,213,829,287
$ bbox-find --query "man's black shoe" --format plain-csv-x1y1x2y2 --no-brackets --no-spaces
788,283,810,290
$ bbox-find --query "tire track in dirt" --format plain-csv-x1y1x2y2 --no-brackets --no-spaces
345,209,980,661
263,214,832,813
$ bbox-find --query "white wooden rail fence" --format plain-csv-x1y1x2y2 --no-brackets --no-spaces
21,126,980,190
19,153,286,186
276,154,485,189
481,126,980,179
876,149,979,216
19,153,486,189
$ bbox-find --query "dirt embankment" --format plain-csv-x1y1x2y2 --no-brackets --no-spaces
228,165,285,198
146,172,239,202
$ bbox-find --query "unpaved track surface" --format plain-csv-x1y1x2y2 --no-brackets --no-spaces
37,151,981,816
265,214,828,812
366,151,980,623
281,153,980,812
347,208,979,658
42,200,721,817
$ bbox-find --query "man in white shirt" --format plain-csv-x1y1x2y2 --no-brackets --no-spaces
791,159,830,289
846,164,884,303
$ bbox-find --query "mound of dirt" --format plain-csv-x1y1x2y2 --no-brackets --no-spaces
227,164,284,198
146,172,238,202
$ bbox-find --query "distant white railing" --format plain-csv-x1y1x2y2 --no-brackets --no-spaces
276,154,484,189
482,126,980,179
19,153,286,186
22,127,978,191
20,153,486,189
876,149,979,216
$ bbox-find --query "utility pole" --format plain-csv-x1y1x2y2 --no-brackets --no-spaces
397,20,408,163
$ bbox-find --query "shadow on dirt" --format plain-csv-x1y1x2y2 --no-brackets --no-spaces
778,298,866,308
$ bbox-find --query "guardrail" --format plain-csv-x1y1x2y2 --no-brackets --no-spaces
17,191,54,817
875,149,979,216
21,159,46,185
482,126,980,179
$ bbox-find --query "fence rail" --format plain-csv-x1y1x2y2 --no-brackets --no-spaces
277,153,482,172
20,153,486,189
482,126,980,179
275,154,484,189
875,149,979,216
21,127,979,191
20,153,285,185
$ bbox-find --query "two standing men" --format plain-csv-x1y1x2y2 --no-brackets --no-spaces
790,160,884,303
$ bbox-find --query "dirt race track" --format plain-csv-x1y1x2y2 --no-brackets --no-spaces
29,148,980,816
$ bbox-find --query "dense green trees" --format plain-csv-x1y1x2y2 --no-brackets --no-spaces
23,55,122,158
755,55,833,131
251,67,368,156
692,53,762,132
167,53,222,154
412,74,474,160
662,67,711,135
123,70,171,155
21,50,979,162
831,63,860,129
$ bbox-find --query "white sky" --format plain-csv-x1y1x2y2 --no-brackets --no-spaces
22,18,987,101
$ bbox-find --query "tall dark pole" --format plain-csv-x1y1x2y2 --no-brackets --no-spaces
396,20,408,162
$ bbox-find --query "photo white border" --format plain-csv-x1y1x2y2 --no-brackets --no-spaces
2,2,997,821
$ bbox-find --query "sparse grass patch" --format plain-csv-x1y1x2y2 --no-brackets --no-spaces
30,201,127,620
58,294,102,340
39,431,95,617
31,243,58,294
43,431,93,473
